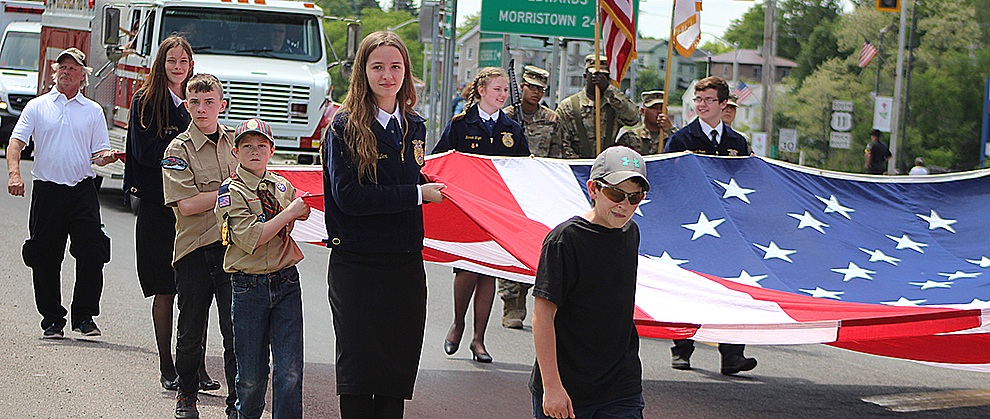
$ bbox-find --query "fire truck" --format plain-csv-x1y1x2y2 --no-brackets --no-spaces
39,0,351,184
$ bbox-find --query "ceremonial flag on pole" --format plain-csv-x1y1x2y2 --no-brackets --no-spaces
600,0,637,85
672,0,702,57
858,38,879,68
274,152,990,372
734,81,754,104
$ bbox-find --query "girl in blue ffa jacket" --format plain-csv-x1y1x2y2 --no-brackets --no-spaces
432,67,530,365
322,31,446,419
123,35,208,392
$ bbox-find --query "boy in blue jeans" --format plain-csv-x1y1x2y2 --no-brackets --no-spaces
531,146,649,419
215,118,311,418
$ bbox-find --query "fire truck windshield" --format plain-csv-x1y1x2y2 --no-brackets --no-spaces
161,7,321,63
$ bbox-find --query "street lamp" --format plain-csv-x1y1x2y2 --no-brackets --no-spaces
387,18,418,32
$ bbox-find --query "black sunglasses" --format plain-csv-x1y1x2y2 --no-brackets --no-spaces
595,181,646,205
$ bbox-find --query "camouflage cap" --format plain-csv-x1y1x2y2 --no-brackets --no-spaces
726,93,739,108
56,48,86,66
641,90,664,108
584,54,609,72
521,65,549,88
233,118,274,146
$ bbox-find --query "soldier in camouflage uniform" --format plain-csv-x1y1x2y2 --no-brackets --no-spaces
497,65,561,329
555,54,640,158
616,90,675,155
503,65,574,159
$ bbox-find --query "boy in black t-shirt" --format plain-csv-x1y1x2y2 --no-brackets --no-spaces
531,146,649,419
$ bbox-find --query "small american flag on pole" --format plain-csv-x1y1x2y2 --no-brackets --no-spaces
734,81,754,104
858,39,879,68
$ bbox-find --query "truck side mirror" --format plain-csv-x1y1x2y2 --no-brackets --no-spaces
341,23,361,81
103,7,121,47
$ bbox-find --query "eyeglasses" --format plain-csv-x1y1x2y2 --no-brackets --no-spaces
595,181,646,205
693,97,721,105
523,83,545,93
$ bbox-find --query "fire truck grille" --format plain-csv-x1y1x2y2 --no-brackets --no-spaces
222,82,311,125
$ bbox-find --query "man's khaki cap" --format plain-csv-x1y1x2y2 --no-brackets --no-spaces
726,93,739,108
585,54,609,72
522,65,549,88
57,48,86,66
641,90,664,108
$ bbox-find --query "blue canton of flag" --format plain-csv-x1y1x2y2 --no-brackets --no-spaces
628,155,989,308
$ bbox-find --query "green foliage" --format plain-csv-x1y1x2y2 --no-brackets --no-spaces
700,40,732,56
634,66,664,99
459,12,480,35
792,22,839,85
724,4,765,50
322,8,424,102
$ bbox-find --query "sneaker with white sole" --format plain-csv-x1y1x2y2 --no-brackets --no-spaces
42,324,64,339
72,320,101,337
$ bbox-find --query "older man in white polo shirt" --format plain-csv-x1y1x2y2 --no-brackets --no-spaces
5,47,119,339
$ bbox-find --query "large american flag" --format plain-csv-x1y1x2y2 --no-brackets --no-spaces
275,152,990,371
600,0,637,85
859,38,879,68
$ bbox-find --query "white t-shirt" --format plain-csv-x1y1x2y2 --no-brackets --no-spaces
909,166,929,176
11,88,110,186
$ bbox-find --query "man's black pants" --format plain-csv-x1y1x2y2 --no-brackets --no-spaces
173,242,237,411
23,178,109,330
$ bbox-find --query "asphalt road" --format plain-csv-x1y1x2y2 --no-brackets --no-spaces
1,160,989,418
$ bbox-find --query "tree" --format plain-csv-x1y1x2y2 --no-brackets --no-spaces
792,22,839,85
724,3,765,50
458,12,480,34
315,0,355,18
699,40,732,55
633,66,664,99
350,0,380,16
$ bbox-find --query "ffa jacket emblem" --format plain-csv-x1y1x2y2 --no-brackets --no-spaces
501,132,514,148
276,183,286,192
413,140,425,166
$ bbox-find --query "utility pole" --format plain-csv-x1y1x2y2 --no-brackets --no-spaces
888,0,909,175
760,0,777,156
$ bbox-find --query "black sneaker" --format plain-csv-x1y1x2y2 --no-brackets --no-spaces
175,392,199,419
72,320,101,337
671,354,692,370
42,325,64,339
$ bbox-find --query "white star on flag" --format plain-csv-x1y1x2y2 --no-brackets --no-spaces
831,262,876,282
634,198,651,217
753,241,796,262
681,212,725,240
938,271,981,280
881,297,927,306
788,211,829,234
714,178,755,204
647,251,689,266
908,280,953,290
725,270,767,287
815,194,855,219
916,210,957,233
799,287,844,300
965,256,990,268
858,248,900,265
886,234,928,253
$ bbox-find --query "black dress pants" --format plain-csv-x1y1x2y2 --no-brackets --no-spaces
23,179,109,330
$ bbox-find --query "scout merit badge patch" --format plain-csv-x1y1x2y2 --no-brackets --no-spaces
501,132,514,148
162,156,188,170
413,140,425,166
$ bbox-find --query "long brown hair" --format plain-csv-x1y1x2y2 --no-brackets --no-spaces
136,36,194,138
338,31,419,183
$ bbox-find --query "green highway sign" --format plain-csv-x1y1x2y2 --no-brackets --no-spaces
480,0,596,39
478,33,504,67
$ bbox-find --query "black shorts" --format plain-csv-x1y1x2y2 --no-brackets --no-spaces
135,201,177,297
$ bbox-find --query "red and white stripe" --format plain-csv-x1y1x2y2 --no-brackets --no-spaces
858,40,879,68
601,0,637,85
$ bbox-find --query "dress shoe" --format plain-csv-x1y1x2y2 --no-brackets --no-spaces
471,344,493,363
443,340,459,355
720,356,757,375
161,375,180,391
199,379,221,391
671,355,692,370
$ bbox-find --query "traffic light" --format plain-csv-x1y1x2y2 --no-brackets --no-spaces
876,0,901,13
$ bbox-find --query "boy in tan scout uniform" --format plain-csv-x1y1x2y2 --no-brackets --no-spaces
215,118,311,418
162,73,238,419
617,90,675,155
555,54,639,158
503,65,575,159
